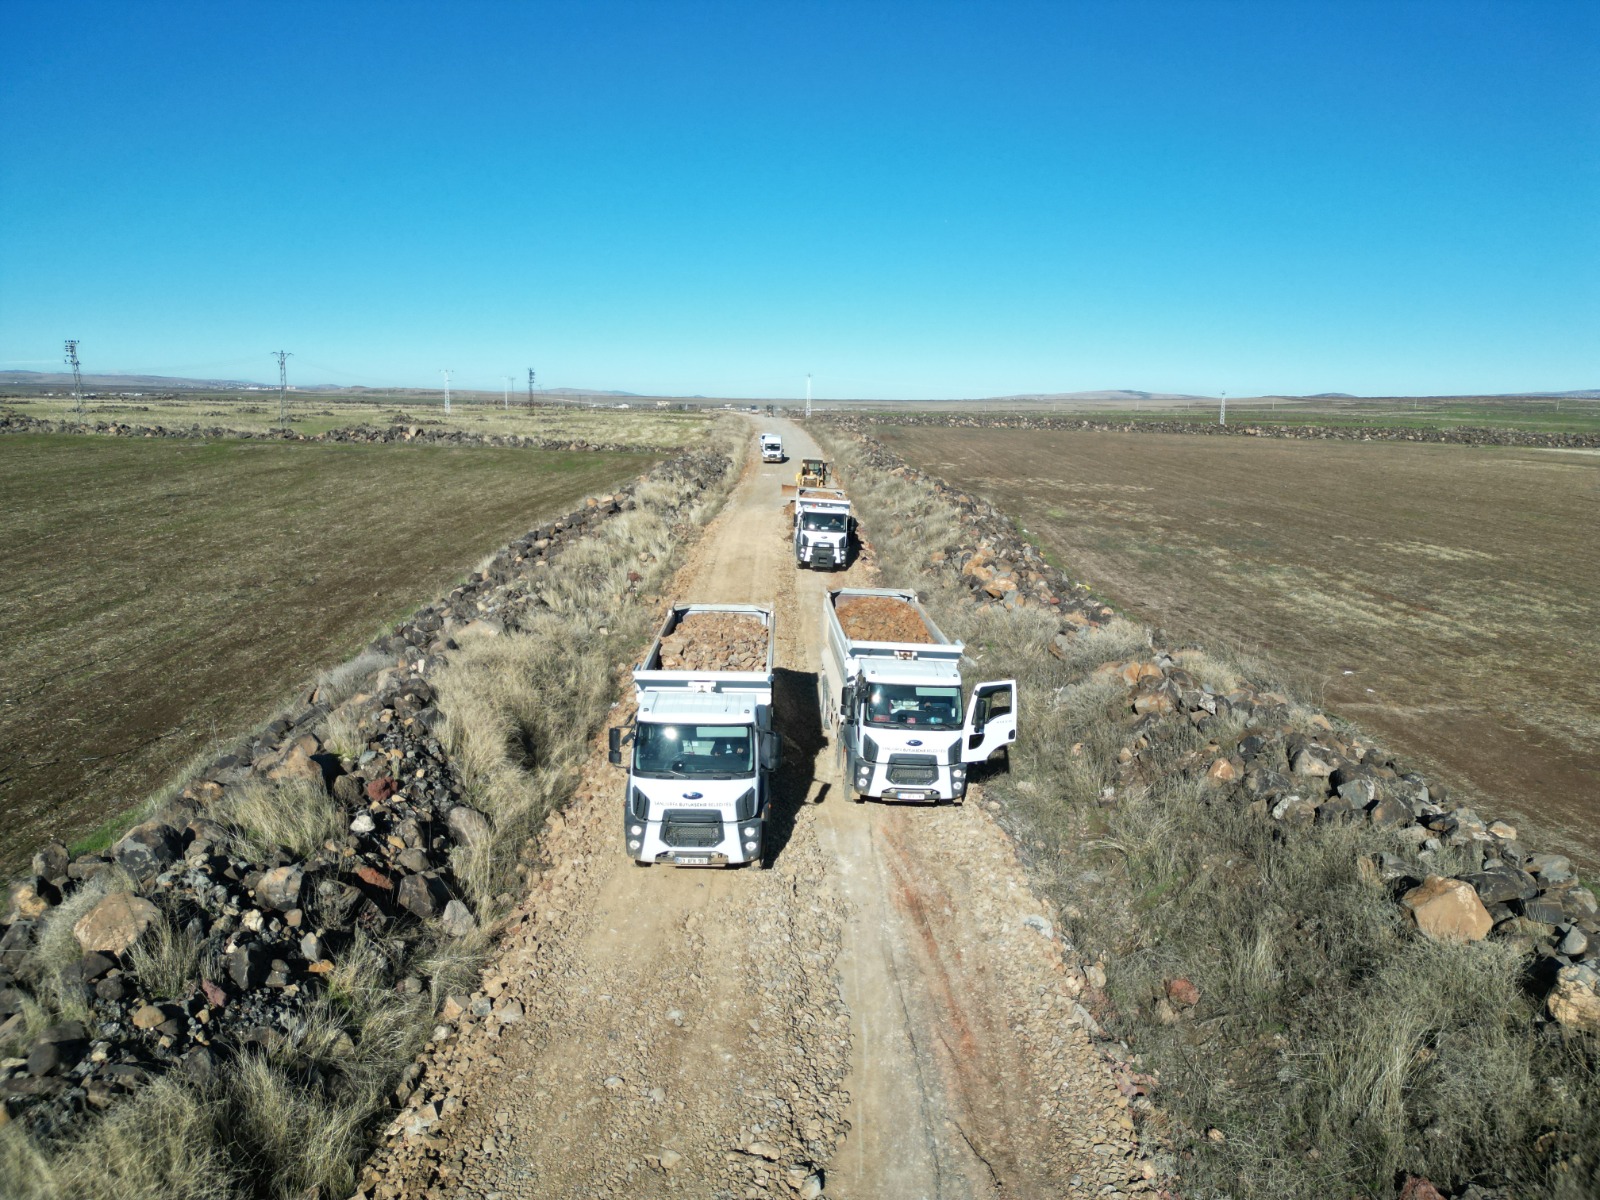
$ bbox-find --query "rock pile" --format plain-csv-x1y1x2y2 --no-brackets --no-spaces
655,611,769,672
848,434,1116,631
820,411,1600,450
833,593,935,643
1088,651,1600,1029
0,445,733,1138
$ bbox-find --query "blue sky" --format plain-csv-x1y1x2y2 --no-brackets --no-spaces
2,0,1595,398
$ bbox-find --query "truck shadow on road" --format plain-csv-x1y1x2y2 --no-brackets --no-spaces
763,666,827,866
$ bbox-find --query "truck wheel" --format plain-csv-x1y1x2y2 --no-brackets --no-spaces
633,859,652,868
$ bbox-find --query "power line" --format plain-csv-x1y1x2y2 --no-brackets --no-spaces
64,340,83,414
271,350,292,425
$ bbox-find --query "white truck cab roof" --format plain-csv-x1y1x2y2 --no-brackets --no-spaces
637,690,760,722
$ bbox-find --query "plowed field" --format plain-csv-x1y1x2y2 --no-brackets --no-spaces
878,424,1600,869
0,434,657,869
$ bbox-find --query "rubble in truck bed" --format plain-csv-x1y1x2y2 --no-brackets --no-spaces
834,594,936,644
656,611,768,672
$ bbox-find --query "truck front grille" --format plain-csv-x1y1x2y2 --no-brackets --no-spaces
661,810,725,849
886,755,939,785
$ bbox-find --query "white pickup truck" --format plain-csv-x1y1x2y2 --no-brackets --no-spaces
820,587,1016,804
759,433,784,463
609,604,781,868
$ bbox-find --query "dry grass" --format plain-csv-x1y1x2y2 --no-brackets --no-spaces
217,776,344,861
125,910,204,1003
0,433,657,873
815,427,1600,1200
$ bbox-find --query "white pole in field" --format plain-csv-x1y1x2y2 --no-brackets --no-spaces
504,376,511,409
1220,390,1227,426
805,374,812,419
442,369,452,414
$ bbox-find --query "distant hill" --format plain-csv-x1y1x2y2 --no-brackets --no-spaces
982,389,1206,403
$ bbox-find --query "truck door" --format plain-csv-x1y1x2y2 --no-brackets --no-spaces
961,680,1017,763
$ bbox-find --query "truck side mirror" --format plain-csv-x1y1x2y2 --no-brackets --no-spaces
608,727,623,766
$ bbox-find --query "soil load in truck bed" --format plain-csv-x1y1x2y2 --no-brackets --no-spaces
834,594,936,644
657,611,769,671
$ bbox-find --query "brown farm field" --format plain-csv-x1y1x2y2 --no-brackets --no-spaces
0,434,657,871
876,425,1600,868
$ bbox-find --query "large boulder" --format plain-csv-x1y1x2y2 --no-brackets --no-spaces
1547,964,1600,1033
1462,866,1538,905
1400,876,1492,942
255,865,305,912
73,893,161,954
446,805,491,848
112,821,183,879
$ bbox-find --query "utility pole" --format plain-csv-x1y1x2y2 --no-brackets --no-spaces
527,368,535,409
805,374,812,420
271,350,292,425
64,340,83,414
441,369,452,415
503,376,512,410
1220,390,1227,426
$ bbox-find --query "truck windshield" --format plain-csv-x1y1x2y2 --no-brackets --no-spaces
634,723,754,778
802,513,847,532
865,684,963,728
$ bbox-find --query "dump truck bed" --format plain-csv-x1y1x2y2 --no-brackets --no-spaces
636,604,775,694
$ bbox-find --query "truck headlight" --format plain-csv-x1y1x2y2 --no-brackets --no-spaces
628,839,641,851
742,825,758,839
951,765,966,784
856,765,871,786
630,824,643,836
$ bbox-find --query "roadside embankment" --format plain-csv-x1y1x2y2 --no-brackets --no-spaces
0,424,745,1199
819,411,1600,449
813,426,1599,1200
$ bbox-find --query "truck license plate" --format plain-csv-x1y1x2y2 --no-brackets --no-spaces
674,854,710,866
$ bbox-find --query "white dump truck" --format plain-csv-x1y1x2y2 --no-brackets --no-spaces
820,587,1016,804
793,488,853,571
760,433,784,463
609,603,780,868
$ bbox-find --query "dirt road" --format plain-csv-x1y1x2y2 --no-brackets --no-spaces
363,420,1150,1200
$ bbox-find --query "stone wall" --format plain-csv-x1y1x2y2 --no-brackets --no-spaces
0,411,658,454
820,411,1600,449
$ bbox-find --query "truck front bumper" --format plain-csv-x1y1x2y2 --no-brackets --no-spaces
625,813,765,867
851,757,965,803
